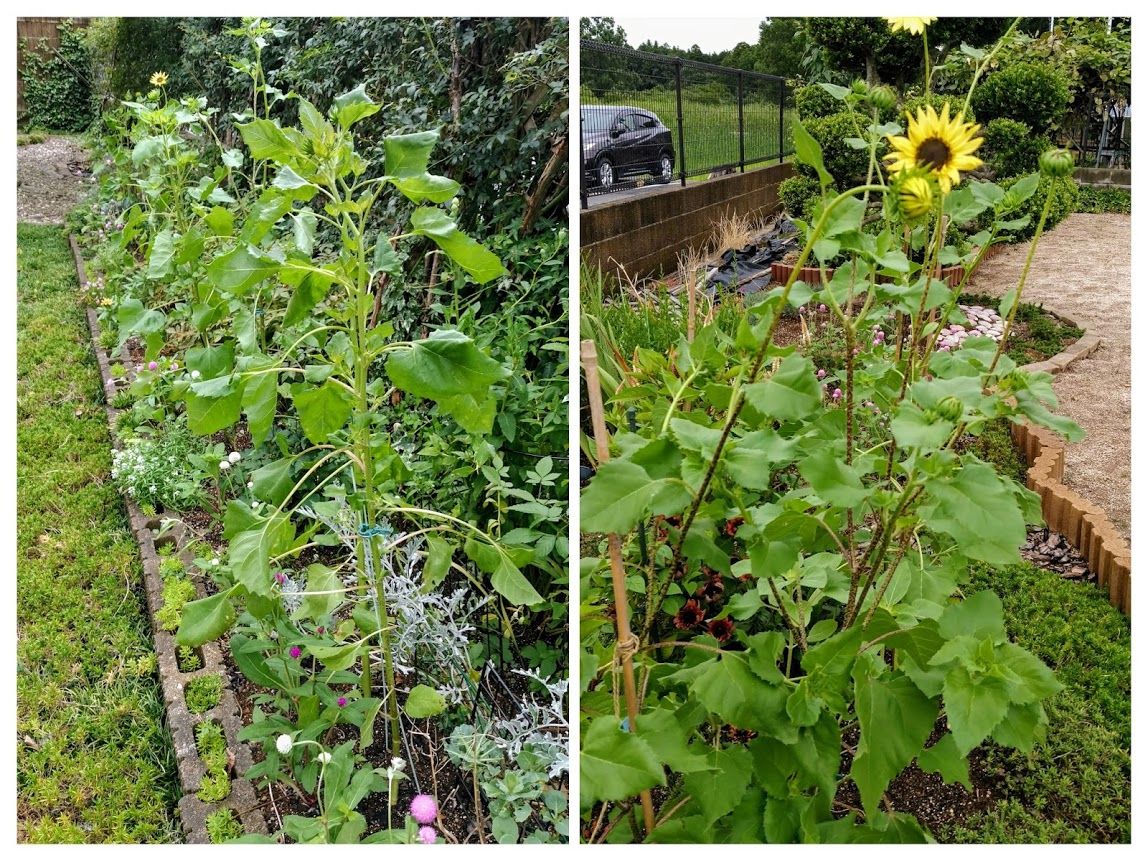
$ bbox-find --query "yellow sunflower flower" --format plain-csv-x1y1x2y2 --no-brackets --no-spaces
885,103,983,192
886,17,937,35
149,71,169,87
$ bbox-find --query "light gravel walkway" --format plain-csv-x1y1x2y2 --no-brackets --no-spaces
969,213,1131,541
16,135,89,224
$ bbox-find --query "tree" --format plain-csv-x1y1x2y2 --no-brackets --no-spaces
581,17,627,47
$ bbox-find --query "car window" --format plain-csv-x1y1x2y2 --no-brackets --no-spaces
617,114,640,132
635,114,659,129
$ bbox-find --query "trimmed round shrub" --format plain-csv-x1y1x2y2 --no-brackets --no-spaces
982,119,1050,178
801,111,882,187
998,173,1079,242
778,174,825,220
899,94,977,125
971,62,1070,133
795,83,841,120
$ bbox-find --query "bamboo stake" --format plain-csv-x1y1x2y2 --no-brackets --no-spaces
581,340,657,838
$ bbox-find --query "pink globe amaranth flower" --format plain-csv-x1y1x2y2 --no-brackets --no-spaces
289,646,302,659
816,368,826,379
274,572,286,585
410,794,438,825
317,626,325,635
148,361,158,370
417,826,437,845
337,696,347,707
819,303,828,313
832,388,842,401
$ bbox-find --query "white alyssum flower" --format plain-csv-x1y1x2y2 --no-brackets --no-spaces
276,734,294,755
228,451,242,463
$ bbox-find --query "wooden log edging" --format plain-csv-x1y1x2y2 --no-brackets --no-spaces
69,235,270,842
1011,321,1130,615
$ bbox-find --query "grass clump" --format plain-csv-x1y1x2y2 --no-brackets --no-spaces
16,224,179,842
195,722,232,803
156,576,196,632
206,808,246,843
943,561,1130,843
185,675,223,715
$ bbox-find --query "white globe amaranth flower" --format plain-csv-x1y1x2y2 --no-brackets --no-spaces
276,734,294,755
190,369,201,379
390,756,406,772
228,451,242,463
219,460,231,471
316,751,332,764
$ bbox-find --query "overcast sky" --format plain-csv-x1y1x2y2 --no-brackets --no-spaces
613,18,765,54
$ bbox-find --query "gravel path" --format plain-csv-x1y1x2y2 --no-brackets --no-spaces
16,136,90,224
969,213,1131,541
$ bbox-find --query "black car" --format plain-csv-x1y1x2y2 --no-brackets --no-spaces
581,105,675,189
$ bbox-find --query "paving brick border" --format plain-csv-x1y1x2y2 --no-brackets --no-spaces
1011,319,1130,616
69,236,269,843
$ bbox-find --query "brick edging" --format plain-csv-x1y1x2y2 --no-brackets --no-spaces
1013,322,1130,615
69,236,269,842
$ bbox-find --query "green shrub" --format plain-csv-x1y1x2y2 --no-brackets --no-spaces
794,83,840,120
1075,186,1131,214
20,20,95,132
105,18,187,97
998,173,1079,241
205,808,245,843
899,93,977,125
971,62,1070,133
185,675,223,715
982,119,1050,178
801,111,881,186
778,174,826,220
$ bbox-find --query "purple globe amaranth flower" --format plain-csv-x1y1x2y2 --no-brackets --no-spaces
337,696,347,707
417,826,437,845
410,794,438,825
832,388,842,401
147,361,158,370
289,646,302,659
816,368,826,380
274,572,286,585
819,303,828,313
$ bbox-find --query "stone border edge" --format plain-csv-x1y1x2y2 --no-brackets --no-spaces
69,235,270,843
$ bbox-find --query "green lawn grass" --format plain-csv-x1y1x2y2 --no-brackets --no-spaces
943,561,1131,843
16,224,181,843
587,90,790,176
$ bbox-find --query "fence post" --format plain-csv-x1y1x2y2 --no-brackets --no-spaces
675,58,686,187
778,79,786,163
737,72,745,173
579,109,588,209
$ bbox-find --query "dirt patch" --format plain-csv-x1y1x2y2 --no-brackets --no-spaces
16,135,90,224
968,214,1131,541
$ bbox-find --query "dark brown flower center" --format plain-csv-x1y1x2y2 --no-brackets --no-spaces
918,137,951,171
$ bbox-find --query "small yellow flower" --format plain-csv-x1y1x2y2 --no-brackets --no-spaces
896,173,936,221
149,71,168,87
885,102,983,192
886,17,937,36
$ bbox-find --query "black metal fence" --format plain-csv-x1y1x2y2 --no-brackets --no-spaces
580,41,794,205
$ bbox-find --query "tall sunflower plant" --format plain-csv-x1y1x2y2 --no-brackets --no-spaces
579,17,1082,843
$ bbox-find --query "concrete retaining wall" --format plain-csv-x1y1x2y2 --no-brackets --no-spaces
581,161,795,281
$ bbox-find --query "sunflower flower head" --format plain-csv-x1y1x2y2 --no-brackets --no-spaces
886,17,936,36
885,102,983,192
149,71,168,87
891,169,938,222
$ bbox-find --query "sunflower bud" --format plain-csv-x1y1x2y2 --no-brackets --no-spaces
1039,148,1075,178
868,85,897,113
935,397,963,422
851,79,869,96
893,172,936,222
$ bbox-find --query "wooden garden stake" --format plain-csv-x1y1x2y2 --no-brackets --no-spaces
581,340,657,838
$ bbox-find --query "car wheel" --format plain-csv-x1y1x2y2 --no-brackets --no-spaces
596,157,615,189
656,152,674,183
